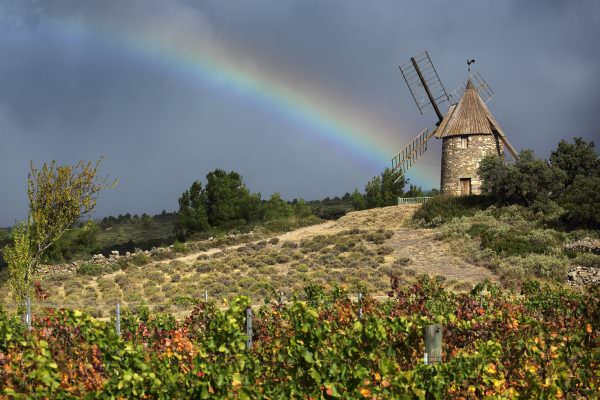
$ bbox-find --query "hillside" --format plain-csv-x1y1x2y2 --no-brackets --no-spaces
1,205,499,317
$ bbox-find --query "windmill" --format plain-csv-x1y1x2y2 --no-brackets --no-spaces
391,52,518,195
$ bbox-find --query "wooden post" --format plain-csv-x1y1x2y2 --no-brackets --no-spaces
204,290,208,303
246,307,253,349
115,302,121,337
358,292,363,320
25,295,32,331
424,324,442,364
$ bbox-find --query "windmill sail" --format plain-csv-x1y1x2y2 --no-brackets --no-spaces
391,127,435,174
399,52,450,122
450,71,495,103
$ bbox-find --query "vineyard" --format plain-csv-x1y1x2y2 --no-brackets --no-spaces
0,276,597,399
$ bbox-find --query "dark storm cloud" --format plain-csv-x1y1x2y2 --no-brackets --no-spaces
0,0,599,226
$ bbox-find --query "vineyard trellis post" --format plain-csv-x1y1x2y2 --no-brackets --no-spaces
24,294,32,330
424,324,443,364
358,292,364,320
115,302,121,337
246,307,253,349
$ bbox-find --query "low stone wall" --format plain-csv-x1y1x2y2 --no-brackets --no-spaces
567,266,599,287
564,238,600,287
564,238,600,255
38,232,248,275
39,248,154,275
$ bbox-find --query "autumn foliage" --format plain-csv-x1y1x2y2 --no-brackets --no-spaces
0,277,597,398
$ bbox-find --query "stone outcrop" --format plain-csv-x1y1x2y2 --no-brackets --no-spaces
565,237,600,287
564,238,600,255
567,266,600,287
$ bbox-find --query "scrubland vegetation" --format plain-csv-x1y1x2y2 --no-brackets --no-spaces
412,137,600,287
414,201,598,288
0,207,419,317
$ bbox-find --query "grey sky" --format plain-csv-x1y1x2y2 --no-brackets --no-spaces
1,0,599,226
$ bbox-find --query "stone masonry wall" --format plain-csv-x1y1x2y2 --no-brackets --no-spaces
440,134,503,195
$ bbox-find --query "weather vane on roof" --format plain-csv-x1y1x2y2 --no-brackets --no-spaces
467,59,476,72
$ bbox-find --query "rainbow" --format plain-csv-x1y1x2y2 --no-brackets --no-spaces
54,17,439,187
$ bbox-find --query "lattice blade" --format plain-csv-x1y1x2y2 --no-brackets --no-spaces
450,71,495,103
400,52,450,115
391,127,435,177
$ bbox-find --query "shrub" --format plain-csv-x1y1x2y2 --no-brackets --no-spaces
114,273,130,289
395,257,411,266
412,195,494,227
550,137,600,186
574,253,600,268
76,263,105,276
365,230,392,244
483,232,545,257
471,227,563,257
479,150,566,206
172,241,189,254
97,277,116,290
296,263,309,273
500,254,569,282
195,263,216,273
263,219,297,232
45,272,71,283
560,175,600,229
130,253,152,266
144,271,166,284
377,246,394,256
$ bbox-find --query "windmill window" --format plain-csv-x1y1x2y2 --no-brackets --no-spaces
459,136,469,149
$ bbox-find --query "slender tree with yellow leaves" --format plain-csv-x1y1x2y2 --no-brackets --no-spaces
1,158,116,302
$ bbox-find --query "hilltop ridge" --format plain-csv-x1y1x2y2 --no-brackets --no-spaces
1,204,497,316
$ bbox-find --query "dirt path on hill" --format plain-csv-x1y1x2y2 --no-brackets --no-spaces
388,228,497,285
165,204,496,287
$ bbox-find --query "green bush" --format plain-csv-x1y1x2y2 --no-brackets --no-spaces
479,150,566,207
574,253,600,268
172,241,188,254
500,254,569,282
479,231,547,257
560,175,600,229
467,222,563,257
129,253,152,266
76,263,105,276
412,195,494,227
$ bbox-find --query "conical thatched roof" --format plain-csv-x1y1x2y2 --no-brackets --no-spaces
434,79,507,139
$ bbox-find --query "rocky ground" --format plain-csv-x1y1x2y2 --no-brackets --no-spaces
565,238,600,287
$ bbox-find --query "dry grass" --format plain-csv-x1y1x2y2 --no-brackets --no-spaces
1,205,500,315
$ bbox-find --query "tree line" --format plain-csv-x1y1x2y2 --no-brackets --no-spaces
174,167,419,239
174,169,313,239
479,137,599,228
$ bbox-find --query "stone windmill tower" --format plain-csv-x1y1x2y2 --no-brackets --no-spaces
392,52,518,195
